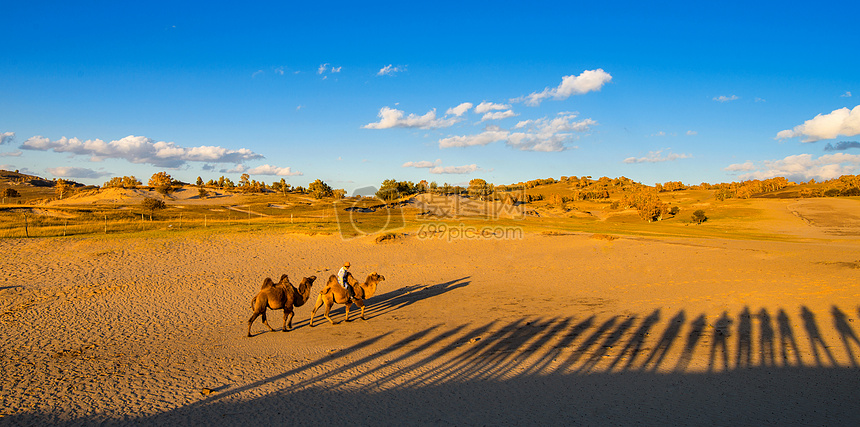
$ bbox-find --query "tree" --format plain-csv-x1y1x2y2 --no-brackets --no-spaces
196,176,204,186
308,179,333,199
468,178,493,200
1,188,20,198
141,197,167,220
103,177,124,188
148,172,173,195
691,209,707,224
55,179,71,199
239,173,251,188
198,187,208,199
122,176,141,188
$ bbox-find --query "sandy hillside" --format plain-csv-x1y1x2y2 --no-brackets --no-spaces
2,199,860,425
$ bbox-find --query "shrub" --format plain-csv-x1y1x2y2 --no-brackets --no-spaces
1,188,20,198
142,197,167,220
691,209,707,224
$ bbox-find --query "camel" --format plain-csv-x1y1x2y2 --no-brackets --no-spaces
247,274,317,337
310,272,385,326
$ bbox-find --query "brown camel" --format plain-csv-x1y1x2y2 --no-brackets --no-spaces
247,274,317,337
309,272,385,326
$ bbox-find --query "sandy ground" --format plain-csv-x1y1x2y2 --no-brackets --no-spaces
2,200,860,425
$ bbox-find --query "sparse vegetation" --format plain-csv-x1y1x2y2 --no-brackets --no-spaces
691,210,707,224
142,197,167,220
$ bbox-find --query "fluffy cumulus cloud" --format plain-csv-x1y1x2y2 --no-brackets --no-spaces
438,126,510,148
475,101,511,114
363,107,460,130
429,164,479,174
726,153,860,182
776,105,860,143
46,166,109,179
623,150,692,164
445,102,473,117
518,69,612,106
713,95,739,102
507,113,596,151
402,159,442,168
481,110,518,122
20,135,263,168
1,132,14,145
245,164,303,176
438,113,595,152
377,64,405,76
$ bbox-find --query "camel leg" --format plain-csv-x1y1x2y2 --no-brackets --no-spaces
310,296,324,327
357,300,367,320
324,301,336,325
261,310,275,332
247,312,261,337
344,302,351,322
284,310,294,331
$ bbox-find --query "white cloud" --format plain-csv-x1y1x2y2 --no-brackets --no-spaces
686,130,698,136
775,105,860,142
518,69,612,106
729,153,860,182
331,66,342,73
438,127,510,148
46,166,109,179
713,95,739,102
841,91,852,98
481,110,518,122
1,150,22,157
651,131,667,137
402,159,442,168
363,107,460,130
445,102,473,117
475,101,511,114
723,161,756,172
377,64,405,76
429,164,479,174
623,150,692,164
245,164,303,176
1,132,15,145
438,113,595,152
506,113,595,151
20,135,263,168
317,63,329,74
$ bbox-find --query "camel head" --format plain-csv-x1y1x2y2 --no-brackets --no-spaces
299,275,317,289
368,272,385,283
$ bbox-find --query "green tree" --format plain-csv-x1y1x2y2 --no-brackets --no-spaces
691,209,707,224
308,179,333,199
141,197,167,220
148,172,173,195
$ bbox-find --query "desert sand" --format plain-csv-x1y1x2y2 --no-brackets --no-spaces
2,200,860,425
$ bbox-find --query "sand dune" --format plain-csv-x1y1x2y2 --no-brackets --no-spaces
2,221,860,425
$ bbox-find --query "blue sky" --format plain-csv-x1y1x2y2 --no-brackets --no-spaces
2,1,859,193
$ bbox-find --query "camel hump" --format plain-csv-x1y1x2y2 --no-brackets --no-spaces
261,277,275,289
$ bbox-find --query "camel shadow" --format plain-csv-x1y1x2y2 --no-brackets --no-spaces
319,276,472,323
0,285,23,291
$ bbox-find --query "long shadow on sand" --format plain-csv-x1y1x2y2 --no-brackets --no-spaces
12,304,860,426
295,276,471,328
